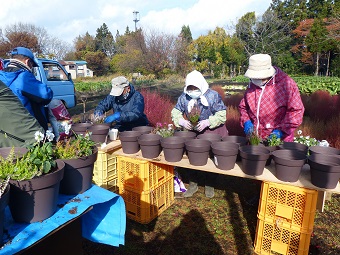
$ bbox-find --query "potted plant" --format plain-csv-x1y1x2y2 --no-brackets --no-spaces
0,130,65,223
263,134,283,166
152,122,175,138
55,130,98,195
187,103,201,130
0,177,10,245
248,131,262,146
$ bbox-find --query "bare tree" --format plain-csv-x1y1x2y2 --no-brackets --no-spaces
234,10,292,57
0,22,71,59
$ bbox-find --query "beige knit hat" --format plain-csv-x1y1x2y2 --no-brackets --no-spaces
244,54,276,79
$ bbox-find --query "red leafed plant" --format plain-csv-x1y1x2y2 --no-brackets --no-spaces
140,89,175,127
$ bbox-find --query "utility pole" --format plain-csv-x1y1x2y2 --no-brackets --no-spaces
133,11,140,31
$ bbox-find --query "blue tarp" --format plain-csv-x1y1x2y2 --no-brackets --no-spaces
0,185,126,254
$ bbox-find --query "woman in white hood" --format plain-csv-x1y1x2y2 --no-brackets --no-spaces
171,70,228,198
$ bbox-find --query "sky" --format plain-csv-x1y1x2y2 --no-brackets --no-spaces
0,0,272,45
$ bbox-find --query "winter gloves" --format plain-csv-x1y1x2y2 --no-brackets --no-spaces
269,129,283,139
179,118,192,130
196,119,210,132
104,112,121,123
244,120,254,135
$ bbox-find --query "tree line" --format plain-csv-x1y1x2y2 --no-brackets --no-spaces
1,0,340,78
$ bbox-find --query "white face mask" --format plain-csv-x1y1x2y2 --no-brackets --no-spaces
251,79,266,87
187,90,201,99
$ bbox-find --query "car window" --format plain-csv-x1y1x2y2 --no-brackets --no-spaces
43,63,69,81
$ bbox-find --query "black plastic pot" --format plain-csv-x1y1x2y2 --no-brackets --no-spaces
308,154,340,189
119,131,142,154
161,136,185,162
185,139,211,166
239,145,270,176
272,149,307,182
211,141,239,170
138,133,162,159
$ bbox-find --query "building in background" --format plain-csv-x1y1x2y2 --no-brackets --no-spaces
60,60,94,79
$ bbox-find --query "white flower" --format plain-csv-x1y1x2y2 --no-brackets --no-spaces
34,131,44,142
63,122,72,135
319,140,329,147
168,124,174,130
297,130,302,135
45,130,55,142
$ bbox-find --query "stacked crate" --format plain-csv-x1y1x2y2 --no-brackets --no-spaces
92,149,119,193
117,155,174,224
254,182,318,255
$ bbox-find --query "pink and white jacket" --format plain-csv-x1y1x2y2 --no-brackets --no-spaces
239,67,304,142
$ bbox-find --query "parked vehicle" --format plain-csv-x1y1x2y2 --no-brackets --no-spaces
3,58,77,108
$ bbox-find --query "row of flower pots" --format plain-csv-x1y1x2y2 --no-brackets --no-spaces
119,128,340,190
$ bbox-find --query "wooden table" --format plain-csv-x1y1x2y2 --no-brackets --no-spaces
112,147,340,195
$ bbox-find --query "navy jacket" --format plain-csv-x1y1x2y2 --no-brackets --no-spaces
95,84,148,131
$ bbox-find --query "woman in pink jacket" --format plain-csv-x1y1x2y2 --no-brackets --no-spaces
239,54,304,142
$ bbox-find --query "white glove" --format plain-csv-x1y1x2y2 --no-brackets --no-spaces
196,119,210,132
179,118,193,130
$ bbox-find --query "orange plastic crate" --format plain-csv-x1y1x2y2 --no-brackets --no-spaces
254,218,312,255
92,150,118,192
258,182,318,233
120,177,174,224
117,156,174,192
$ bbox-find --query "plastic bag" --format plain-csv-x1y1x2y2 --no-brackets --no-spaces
48,99,72,140
174,170,187,193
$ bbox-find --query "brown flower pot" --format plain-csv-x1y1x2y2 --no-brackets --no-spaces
71,122,93,136
138,133,162,159
173,131,197,141
197,133,222,142
197,133,222,158
308,154,340,189
161,136,185,162
309,145,340,156
265,145,279,166
119,131,142,154
88,124,110,144
272,149,307,182
211,141,239,170
279,142,308,155
222,136,248,161
132,126,153,135
9,160,65,223
239,145,270,176
185,139,211,166
0,185,10,245
59,148,98,195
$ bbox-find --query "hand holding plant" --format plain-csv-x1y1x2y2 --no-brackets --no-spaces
187,103,201,128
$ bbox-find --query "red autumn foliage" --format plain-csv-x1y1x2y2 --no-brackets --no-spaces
226,106,244,137
210,85,226,101
140,89,175,127
225,93,244,108
308,90,337,122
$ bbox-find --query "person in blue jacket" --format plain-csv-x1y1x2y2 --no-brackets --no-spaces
0,47,53,131
94,76,148,131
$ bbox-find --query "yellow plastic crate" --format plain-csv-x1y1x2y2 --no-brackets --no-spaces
254,218,312,255
258,182,318,233
92,150,118,192
120,177,174,224
117,156,174,192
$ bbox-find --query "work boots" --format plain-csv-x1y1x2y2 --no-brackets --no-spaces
205,185,215,198
183,181,198,197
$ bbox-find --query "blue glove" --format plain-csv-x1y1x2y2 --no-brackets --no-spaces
244,120,254,135
269,129,283,139
104,112,121,123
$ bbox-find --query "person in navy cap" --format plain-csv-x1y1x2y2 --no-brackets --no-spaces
0,47,53,131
